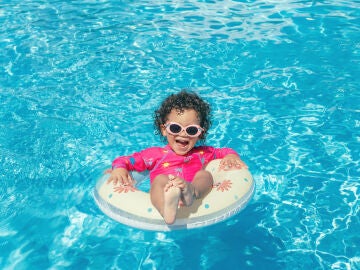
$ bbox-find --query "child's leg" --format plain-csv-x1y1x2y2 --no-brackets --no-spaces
181,170,213,206
150,174,181,225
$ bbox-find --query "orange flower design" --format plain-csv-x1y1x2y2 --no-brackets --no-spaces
113,184,137,193
214,179,232,192
163,162,170,168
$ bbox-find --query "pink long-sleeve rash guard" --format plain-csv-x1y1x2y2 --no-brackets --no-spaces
112,145,238,183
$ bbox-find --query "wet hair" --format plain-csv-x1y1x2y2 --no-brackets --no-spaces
154,90,211,142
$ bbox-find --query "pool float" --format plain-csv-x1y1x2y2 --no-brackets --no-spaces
93,159,254,231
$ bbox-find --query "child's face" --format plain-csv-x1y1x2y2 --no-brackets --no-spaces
161,109,202,155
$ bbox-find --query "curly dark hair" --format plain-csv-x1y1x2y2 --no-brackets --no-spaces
154,90,211,142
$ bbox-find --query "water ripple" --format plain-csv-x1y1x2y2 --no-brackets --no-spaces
1,0,359,269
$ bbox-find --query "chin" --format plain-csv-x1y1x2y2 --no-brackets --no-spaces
173,146,192,155
174,149,189,155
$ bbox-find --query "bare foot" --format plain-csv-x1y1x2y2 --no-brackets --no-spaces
163,186,181,224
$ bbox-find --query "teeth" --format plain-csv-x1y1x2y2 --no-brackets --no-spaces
176,139,189,146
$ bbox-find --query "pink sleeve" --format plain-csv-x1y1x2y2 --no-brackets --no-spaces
112,148,159,172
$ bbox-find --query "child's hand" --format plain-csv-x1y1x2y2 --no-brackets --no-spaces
219,154,248,171
107,168,134,186
165,174,186,192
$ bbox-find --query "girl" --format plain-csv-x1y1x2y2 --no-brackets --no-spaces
108,90,246,224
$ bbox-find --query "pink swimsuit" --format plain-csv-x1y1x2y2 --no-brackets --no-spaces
112,145,238,183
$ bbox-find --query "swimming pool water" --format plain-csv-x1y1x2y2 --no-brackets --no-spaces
1,0,359,269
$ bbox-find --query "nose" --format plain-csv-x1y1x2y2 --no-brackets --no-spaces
180,128,187,136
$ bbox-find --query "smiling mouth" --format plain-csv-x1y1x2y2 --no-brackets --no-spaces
176,139,189,147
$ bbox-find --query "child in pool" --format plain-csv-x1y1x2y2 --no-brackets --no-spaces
108,90,247,224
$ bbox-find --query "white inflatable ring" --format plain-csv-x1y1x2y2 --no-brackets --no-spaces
94,159,255,231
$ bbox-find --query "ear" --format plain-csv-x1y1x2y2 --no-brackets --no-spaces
160,125,167,136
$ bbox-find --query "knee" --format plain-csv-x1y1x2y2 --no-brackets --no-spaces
196,170,213,184
150,174,169,191
152,174,169,184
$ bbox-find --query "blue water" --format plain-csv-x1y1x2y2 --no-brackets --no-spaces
1,0,359,269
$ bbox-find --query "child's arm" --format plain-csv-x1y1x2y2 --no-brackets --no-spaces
109,150,147,186
219,154,248,170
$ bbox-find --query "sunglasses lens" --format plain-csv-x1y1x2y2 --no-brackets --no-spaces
169,123,182,134
186,126,199,136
